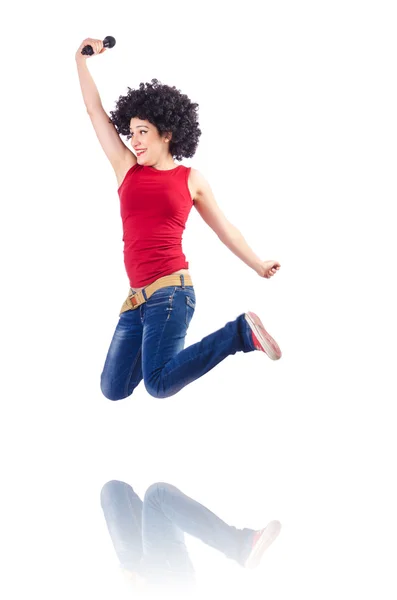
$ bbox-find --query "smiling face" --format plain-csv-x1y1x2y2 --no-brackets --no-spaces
129,118,172,167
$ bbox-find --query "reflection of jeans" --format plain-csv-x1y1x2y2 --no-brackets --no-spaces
100,284,255,400
100,481,256,591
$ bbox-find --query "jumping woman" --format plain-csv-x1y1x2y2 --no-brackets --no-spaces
75,37,282,401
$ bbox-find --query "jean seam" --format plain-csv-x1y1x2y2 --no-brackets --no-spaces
151,287,177,373
185,296,195,326
159,332,237,392
123,345,142,397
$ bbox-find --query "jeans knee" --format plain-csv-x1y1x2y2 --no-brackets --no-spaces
100,479,126,506
144,379,174,399
144,482,172,503
100,376,129,401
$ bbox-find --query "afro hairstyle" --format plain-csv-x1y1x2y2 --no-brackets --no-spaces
109,78,201,161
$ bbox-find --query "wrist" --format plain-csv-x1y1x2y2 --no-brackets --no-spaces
75,53,87,64
253,260,264,276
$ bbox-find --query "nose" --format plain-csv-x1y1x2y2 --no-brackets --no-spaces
132,135,143,149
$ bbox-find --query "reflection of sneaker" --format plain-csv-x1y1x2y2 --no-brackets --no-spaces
244,312,282,360
120,567,147,591
244,520,282,569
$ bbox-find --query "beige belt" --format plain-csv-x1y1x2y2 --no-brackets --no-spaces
120,273,193,314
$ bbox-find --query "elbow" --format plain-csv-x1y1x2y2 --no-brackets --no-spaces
218,224,240,244
86,103,104,116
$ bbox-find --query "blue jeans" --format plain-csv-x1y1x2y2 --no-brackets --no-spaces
100,480,256,591
100,284,255,400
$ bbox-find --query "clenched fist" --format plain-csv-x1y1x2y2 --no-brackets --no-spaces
257,260,281,279
75,38,106,62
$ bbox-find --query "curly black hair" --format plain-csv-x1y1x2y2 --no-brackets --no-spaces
109,78,201,161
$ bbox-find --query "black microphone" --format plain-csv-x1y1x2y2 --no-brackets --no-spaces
81,36,116,56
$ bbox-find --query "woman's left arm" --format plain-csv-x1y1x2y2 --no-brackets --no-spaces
190,169,280,279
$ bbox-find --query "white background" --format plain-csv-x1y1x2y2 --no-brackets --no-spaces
1,1,396,598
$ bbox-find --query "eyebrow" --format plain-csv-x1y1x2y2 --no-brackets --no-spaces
129,125,149,132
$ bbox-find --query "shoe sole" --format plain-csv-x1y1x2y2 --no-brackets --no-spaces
244,520,282,569
245,312,282,360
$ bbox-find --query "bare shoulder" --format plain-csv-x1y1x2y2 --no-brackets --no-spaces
115,152,138,189
187,168,210,201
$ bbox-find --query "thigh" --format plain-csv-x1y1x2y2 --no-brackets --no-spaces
100,480,143,569
141,286,196,376
101,308,144,400
142,483,195,579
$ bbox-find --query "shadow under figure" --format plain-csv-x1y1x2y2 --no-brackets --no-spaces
75,39,282,402
100,480,281,598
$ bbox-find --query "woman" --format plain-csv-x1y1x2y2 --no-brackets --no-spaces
75,38,282,401
100,479,282,597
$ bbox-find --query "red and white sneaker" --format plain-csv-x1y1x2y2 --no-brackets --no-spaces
244,312,282,360
244,520,282,569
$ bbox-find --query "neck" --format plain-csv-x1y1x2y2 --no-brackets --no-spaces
151,154,177,170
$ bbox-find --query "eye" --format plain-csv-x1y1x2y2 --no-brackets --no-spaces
129,129,148,137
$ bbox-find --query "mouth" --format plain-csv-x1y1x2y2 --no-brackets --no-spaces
136,150,146,157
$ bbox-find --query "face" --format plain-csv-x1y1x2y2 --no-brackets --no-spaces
129,118,171,166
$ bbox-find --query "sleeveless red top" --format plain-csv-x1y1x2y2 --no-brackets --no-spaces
118,164,193,288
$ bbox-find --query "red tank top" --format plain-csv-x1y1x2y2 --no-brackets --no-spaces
118,164,193,288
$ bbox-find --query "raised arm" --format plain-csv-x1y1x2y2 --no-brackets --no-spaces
75,38,136,180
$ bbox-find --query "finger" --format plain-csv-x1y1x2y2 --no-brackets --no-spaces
80,39,95,53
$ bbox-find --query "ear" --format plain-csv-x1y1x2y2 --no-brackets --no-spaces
163,131,173,143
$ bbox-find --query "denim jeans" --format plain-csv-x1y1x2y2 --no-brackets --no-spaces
100,284,256,400
100,480,256,592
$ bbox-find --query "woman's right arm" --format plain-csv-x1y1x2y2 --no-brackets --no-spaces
75,38,136,175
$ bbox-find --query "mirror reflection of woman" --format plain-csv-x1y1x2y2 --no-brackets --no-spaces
75,38,282,402
101,480,282,597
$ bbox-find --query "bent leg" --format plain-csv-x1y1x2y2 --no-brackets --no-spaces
100,480,143,572
100,308,143,400
143,483,254,568
141,483,196,589
142,286,255,398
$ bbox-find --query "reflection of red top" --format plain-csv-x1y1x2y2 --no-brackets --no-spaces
118,164,193,288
